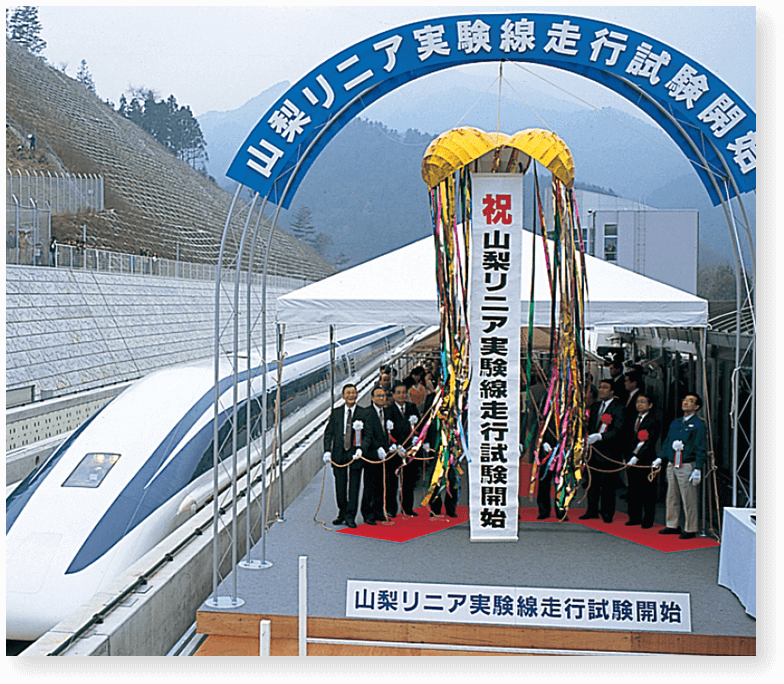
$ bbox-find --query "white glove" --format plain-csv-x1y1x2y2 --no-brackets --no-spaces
377,447,386,459
352,420,364,431
424,442,431,452
322,452,331,464
353,449,362,460
689,468,701,485
587,433,602,445
628,456,638,466
672,440,684,452
395,444,405,455
652,458,662,468
386,419,394,431
409,415,418,426
542,443,552,453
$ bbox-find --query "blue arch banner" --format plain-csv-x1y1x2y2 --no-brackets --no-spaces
226,13,755,208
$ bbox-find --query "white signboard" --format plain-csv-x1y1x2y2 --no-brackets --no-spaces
468,174,523,541
346,579,691,632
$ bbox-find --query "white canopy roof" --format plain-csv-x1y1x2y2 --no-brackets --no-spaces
278,235,707,329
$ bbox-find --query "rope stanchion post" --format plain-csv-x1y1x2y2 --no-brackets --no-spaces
298,555,307,657
260,619,271,656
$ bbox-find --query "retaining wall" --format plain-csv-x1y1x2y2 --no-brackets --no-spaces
6,264,323,405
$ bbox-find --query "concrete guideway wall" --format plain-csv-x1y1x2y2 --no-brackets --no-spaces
5,265,323,403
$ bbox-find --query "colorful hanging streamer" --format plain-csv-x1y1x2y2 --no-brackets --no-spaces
417,167,473,506
529,177,588,513
418,128,587,518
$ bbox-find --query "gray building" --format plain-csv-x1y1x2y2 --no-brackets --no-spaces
576,190,699,295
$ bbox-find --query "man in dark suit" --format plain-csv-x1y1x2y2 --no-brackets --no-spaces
322,383,363,528
607,359,627,405
358,384,391,525
387,381,421,517
622,366,645,435
581,379,625,523
623,392,661,528
534,396,567,521
420,390,458,518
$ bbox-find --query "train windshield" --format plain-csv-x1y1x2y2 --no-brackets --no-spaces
62,453,121,488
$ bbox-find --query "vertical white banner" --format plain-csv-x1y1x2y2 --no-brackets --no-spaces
468,174,523,541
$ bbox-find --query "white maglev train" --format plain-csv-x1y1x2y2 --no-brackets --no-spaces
6,325,405,641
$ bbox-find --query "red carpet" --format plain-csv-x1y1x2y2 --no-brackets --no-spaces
335,505,469,543
335,501,719,552
518,506,720,553
518,462,719,552
573,512,720,552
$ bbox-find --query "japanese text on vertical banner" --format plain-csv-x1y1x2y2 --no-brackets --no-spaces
469,174,523,541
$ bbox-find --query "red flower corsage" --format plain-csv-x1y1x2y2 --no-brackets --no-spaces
600,414,612,425
637,430,649,442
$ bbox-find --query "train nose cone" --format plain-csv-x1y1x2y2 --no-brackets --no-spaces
5,595,66,642
6,532,67,641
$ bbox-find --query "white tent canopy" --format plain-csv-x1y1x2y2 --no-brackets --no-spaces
278,235,707,329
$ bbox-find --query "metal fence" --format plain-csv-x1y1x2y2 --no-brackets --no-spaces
7,238,309,290
5,200,52,266
7,169,104,214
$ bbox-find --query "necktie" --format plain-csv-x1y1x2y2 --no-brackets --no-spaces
600,401,608,426
635,415,642,433
344,407,352,450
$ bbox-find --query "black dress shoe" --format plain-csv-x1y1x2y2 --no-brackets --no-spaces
536,513,549,520
679,531,696,540
602,517,614,524
345,520,357,529
641,522,653,529
658,526,681,535
364,519,377,526
625,521,641,526
446,510,458,518
332,517,345,525
579,513,599,520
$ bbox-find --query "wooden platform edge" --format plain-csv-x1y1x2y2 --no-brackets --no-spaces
195,611,755,656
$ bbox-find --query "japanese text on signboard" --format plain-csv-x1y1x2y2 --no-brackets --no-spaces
346,580,692,632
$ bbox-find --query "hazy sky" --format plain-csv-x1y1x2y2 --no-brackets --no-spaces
35,3,759,118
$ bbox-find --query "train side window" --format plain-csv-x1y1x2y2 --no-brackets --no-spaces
62,453,121,488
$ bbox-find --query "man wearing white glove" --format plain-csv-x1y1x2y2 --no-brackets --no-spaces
358,384,393,525
386,382,421,516
581,379,625,523
657,393,707,540
623,393,661,529
322,384,363,528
